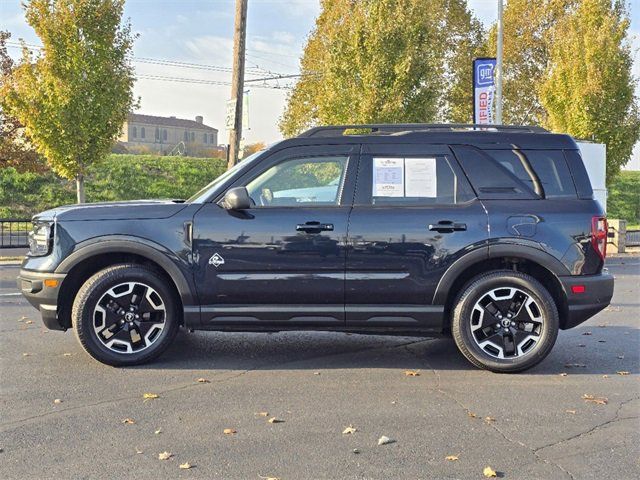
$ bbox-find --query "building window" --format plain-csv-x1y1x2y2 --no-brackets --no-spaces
203,133,208,144
163,129,168,141
184,131,189,142
210,133,215,144
155,127,160,141
141,127,145,139
132,126,137,139
190,132,195,142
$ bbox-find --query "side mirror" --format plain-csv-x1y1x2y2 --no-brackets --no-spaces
222,187,252,210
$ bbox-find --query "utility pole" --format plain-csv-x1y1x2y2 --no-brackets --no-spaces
227,0,248,169
495,0,504,124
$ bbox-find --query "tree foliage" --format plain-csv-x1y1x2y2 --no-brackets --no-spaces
280,0,484,136
0,0,137,202
539,0,640,183
0,31,44,173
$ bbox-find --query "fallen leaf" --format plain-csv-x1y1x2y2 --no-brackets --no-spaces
155,428,162,435
179,462,193,469
483,466,498,477
598,324,607,328
342,425,357,434
223,428,237,435
485,416,496,423
25,320,33,325
63,353,72,357
53,399,62,404
158,451,173,460
566,410,577,414
602,375,609,379
22,353,30,357
468,412,477,418
135,448,143,454
582,394,608,405
122,418,135,425
559,372,568,377
353,448,360,454
143,393,159,400
617,355,625,359
255,411,269,417
582,331,592,336
313,372,321,375
617,371,630,376
196,378,210,383
268,417,284,424
404,370,420,377
258,476,280,480
377,435,395,445
445,455,459,461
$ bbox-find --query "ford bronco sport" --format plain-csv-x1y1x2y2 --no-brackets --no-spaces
18,124,614,372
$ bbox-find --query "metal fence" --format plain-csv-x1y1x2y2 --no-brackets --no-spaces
0,219,31,249
627,230,640,247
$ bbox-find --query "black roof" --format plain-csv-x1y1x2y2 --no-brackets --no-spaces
277,123,578,150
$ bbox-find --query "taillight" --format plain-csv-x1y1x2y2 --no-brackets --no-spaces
591,216,608,260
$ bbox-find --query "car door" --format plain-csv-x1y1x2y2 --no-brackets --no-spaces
192,144,358,327
345,143,488,328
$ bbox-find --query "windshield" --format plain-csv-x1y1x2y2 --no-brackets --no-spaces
187,150,266,203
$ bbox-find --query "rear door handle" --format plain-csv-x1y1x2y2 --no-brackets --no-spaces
428,221,467,233
296,221,334,233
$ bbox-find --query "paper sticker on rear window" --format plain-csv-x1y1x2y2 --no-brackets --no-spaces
373,157,404,197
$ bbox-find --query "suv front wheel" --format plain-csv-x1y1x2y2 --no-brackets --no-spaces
72,264,180,366
451,270,559,373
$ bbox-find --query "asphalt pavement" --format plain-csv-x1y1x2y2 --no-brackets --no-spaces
0,258,638,479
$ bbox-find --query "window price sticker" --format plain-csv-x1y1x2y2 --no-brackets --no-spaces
373,157,404,197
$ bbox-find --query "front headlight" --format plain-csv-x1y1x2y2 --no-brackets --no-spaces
28,222,53,256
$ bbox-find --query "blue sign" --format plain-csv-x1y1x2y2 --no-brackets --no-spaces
473,58,497,124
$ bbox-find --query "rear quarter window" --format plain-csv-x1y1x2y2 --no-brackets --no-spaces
486,149,577,198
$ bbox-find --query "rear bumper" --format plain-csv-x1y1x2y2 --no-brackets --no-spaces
17,269,67,331
559,271,614,329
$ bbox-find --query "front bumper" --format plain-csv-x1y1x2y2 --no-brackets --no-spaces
559,271,614,329
17,269,67,331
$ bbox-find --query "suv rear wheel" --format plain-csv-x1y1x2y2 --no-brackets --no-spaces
451,270,559,373
72,264,180,366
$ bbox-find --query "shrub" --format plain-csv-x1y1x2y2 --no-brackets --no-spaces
608,170,640,225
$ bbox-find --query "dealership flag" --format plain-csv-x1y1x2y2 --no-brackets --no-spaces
473,58,496,124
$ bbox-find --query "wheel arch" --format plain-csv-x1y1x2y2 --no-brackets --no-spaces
55,237,195,329
436,244,570,331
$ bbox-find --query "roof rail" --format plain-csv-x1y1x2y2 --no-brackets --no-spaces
298,123,549,138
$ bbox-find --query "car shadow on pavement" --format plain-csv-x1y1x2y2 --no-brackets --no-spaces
136,325,638,375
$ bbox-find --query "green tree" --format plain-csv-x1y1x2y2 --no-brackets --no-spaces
1,0,137,202
485,0,577,125
0,31,44,173
540,0,640,183
280,0,484,136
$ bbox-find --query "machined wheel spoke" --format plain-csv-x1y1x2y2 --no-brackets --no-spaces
93,281,166,354
471,286,545,360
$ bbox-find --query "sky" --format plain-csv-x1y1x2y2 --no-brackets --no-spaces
1,0,639,168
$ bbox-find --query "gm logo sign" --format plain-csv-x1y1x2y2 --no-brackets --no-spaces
476,62,495,86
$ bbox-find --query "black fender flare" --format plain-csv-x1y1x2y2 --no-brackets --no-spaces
55,235,196,306
432,243,571,305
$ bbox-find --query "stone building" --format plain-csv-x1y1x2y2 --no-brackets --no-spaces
118,113,219,156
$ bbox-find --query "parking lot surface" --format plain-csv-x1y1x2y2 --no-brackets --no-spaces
1,258,638,479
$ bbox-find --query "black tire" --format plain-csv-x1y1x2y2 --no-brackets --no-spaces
451,270,559,373
72,264,180,366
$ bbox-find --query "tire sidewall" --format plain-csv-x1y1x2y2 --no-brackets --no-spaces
73,266,179,366
453,272,559,373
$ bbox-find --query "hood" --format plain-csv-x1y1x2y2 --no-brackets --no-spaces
33,199,188,222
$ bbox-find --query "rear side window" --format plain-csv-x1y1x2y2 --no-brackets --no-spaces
369,156,475,206
486,149,576,198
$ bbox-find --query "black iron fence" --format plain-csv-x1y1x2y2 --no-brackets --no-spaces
0,219,31,248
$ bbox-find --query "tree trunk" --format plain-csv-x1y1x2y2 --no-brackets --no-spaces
76,174,85,203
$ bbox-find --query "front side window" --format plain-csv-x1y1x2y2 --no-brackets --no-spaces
370,156,475,205
246,156,348,207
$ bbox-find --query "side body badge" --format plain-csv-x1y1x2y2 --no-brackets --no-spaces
209,253,225,267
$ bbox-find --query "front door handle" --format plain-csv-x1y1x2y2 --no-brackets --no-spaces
296,221,334,233
428,220,467,233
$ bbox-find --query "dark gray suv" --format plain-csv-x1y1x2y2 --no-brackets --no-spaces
18,124,614,372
